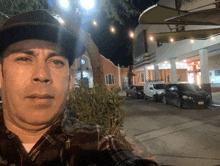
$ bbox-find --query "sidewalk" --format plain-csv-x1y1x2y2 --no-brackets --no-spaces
118,90,126,97
212,92,220,105
118,90,220,165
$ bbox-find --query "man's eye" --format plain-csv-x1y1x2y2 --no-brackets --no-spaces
52,60,64,66
16,57,30,61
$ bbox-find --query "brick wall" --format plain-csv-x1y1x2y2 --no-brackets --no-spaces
101,55,129,91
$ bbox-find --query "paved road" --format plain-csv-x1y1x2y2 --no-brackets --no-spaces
122,96,220,166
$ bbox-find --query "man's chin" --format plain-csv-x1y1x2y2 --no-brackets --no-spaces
20,110,62,127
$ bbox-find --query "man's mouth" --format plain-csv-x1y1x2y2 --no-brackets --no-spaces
27,94,54,99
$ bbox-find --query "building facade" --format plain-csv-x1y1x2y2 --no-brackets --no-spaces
71,52,130,91
133,0,220,95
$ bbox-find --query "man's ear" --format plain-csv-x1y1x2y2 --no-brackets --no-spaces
68,74,74,91
0,63,3,89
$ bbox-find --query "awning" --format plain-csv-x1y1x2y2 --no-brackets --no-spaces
150,28,220,43
165,8,220,25
139,4,188,24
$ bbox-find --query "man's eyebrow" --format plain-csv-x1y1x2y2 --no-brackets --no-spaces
46,52,66,60
10,49,66,58
8,49,34,55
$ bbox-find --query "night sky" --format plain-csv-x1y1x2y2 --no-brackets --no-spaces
80,0,159,67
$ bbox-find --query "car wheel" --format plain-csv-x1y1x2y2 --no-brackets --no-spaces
153,94,158,102
135,94,138,99
144,94,148,101
163,96,168,105
177,98,182,108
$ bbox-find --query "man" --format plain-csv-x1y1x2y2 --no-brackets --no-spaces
0,10,158,166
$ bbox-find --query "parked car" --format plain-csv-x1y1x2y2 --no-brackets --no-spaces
126,85,134,97
126,86,144,98
162,83,211,108
144,81,167,101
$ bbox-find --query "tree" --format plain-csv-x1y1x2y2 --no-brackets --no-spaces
0,0,49,17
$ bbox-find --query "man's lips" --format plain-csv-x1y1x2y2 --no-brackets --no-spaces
26,94,54,99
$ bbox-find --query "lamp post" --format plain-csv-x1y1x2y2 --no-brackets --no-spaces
58,0,95,87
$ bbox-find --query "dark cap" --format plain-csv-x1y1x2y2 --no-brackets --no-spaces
0,10,86,66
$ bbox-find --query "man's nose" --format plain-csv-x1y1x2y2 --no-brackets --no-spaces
32,62,52,84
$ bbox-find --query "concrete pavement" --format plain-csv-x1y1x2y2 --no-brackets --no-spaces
212,92,220,105
118,90,220,166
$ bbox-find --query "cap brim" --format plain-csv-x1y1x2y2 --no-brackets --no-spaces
0,23,86,66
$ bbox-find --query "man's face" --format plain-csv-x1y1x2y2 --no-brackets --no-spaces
0,39,73,131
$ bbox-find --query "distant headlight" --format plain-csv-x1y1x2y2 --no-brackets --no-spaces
182,95,189,99
138,92,141,94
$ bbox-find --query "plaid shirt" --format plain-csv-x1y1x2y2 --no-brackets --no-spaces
0,110,158,166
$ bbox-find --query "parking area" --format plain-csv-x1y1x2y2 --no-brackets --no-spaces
120,90,220,166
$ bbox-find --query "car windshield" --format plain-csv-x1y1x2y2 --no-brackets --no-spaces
177,84,202,92
136,86,143,90
153,84,166,89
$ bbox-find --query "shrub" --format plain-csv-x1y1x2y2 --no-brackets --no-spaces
65,83,132,151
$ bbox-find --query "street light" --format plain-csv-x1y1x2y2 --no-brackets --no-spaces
59,0,69,8
93,21,97,26
58,0,95,87
80,0,95,9
111,27,115,33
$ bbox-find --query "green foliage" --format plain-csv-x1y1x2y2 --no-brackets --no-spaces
65,83,133,151
101,0,141,25
0,0,49,16
0,0,158,26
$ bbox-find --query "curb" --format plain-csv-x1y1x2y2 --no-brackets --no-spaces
125,135,155,161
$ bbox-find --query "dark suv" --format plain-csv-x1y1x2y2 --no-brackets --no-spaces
162,83,211,108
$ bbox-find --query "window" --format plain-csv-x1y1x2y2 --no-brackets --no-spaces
169,86,178,91
215,70,220,76
139,73,144,82
106,74,115,85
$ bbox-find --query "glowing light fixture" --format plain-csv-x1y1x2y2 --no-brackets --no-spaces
192,62,194,64
130,32,134,38
80,0,94,9
149,36,154,41
170,38,174,43
59,0,69,8
183,60,187,62
190,39,195,44
165,61,168,64
93,21,97,26
210,36,215,41
111,27,115,33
